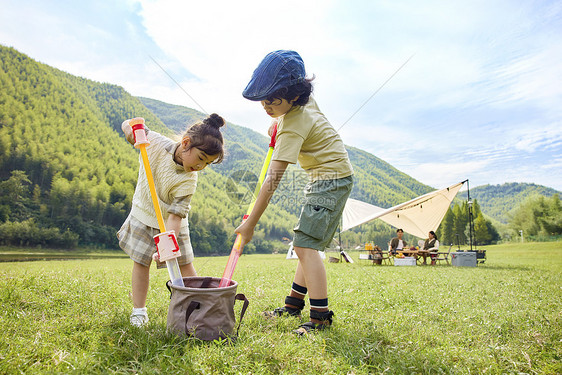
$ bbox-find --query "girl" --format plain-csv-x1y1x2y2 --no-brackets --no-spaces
118,113,225,327
236,50,354,335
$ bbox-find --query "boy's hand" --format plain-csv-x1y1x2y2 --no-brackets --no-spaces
268,121,277,137
235,220,255,250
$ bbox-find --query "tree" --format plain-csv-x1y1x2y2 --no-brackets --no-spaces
0,170,32,221
0,170,31,202
453,203,468,245
437,206,455,245
509,194,562,238
485,219,501,243
474,213,491,245
472,199,482,218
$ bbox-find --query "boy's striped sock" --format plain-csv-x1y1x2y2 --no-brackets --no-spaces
290,282,307,297
310,298,330,325
285,282,307,309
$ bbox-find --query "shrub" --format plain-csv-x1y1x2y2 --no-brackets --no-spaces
0,219,78,248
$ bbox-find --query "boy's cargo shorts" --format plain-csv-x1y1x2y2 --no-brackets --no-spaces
293,175,353,251
117,214,194,268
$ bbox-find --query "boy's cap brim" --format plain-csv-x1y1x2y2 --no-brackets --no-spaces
243,50,305,101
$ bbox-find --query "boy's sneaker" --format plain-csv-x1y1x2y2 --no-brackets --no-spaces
293,310,334,336
263,305,302,318
293,321,330,335
130,307,149,327
263,296,305,318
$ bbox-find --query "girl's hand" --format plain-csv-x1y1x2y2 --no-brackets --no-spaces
152,251,165,268
235,220,255,250
121,119,135,145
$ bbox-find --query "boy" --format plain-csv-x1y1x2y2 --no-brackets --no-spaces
236,50,354,335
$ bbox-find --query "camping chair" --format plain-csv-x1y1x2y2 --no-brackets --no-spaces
415,239,428,264
434,245,452,265
380,249,391,265
386,241,396,265
368,246,391,265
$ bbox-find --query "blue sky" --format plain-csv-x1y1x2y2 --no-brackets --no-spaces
1,0,561,191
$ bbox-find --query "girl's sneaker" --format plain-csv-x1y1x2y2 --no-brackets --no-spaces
130,307,149,327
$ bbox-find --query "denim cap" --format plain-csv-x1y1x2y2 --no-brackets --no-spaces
242,50,306,101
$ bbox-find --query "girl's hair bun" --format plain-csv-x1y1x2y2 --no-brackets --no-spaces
183,112,225,164
204,113,225,129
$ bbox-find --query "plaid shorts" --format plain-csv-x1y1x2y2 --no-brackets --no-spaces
117,214,194,268
293,176,353,251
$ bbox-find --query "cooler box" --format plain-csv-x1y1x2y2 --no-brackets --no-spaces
394,257,416,266
468,250,486,263
451,252,477,267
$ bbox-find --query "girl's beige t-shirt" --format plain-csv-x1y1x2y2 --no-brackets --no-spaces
130,131,197,229
272,97,353,181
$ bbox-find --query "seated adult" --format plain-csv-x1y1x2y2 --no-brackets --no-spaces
421,231,440,265
389,229,407,255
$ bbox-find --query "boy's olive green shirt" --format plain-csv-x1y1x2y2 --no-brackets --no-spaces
272,97,354,181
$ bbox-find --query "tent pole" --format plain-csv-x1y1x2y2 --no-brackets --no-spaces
467,179,474,251
338,216,343,262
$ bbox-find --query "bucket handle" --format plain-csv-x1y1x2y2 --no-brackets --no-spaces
234,293,249,337
166,277,215,298
182,294,249,339
184,300,201,335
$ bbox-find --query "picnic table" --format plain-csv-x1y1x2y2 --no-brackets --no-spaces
397,248,434,264
359,249,391,265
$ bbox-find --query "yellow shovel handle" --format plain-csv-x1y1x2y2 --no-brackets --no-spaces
139,144,166,233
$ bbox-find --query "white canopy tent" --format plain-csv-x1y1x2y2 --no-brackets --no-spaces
286,242,326,259
341,181,465,238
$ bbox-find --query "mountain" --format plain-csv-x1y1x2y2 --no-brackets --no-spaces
0,44,437,252
470,183,561,224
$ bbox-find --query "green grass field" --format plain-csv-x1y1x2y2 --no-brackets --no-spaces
1,242,560,374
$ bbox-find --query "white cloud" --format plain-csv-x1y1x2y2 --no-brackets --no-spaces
136,0,341,126
511,121,562,153
541,156,562,171
404,160,491,189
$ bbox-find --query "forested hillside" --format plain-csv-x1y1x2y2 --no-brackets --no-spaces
470,183,561,223
0,45,169,247
0,46,293,253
